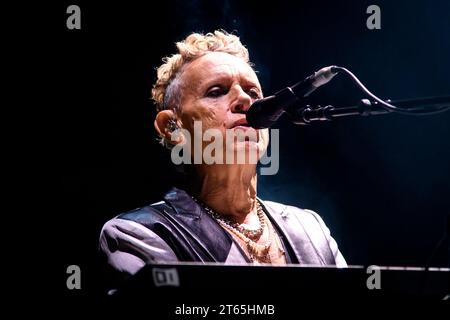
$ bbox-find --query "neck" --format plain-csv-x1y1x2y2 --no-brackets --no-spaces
191,164,258,224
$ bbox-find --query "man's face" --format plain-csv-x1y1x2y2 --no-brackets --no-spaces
177,51,270,163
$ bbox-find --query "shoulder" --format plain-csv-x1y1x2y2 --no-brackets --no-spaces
99,202,179,276
261,199,328,228
99,200,174,254
261,199,347,267
114,201,170,225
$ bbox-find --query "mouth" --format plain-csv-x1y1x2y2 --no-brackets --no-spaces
232,125,252,132
228,117,260,143
230,118,251,130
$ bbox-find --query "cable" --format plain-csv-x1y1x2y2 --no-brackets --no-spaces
332,66,450,116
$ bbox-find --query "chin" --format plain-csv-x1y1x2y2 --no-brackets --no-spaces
232,141,266,164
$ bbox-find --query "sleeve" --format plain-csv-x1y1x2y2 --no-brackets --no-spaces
303,209,348,268
99,218,179,278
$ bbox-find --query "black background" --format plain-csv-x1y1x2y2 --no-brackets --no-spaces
31,0,450,299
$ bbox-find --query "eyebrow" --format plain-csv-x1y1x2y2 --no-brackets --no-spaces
200,72,261,92
201,73,231,88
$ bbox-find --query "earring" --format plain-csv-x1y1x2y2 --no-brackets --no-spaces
167,118,178,132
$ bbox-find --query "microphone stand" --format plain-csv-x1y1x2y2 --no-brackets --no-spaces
289,96,450,125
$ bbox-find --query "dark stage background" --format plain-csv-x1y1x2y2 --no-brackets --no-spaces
39,0,450,297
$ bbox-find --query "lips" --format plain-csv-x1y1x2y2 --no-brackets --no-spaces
230,117,250,129
232,125,252,132
228,117,259,142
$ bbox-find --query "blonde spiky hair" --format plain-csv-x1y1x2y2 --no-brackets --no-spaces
151,30,251,113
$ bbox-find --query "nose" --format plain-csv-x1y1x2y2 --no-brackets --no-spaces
229,85,252,114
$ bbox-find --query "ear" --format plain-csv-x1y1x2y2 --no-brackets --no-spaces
154,109,185,145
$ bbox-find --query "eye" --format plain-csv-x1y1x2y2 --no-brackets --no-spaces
206,86,228,98
246,88,261,100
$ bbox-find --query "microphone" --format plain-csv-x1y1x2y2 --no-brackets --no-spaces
246,66,339,128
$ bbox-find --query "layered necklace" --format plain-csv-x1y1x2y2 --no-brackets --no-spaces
193,197,273,263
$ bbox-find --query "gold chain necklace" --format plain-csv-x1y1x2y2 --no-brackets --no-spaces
193,196,272,262
220,217,273,263
194,197,266,239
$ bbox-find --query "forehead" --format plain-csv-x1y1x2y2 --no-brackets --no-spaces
181,52,259,86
